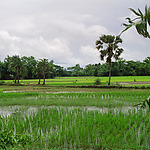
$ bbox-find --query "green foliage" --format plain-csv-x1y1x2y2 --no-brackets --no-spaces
0,129,31,149
94,78,101,85
0,80,5,85
96,34,124,85
134,96,150,109
96,35,123,63
122,5,150,38
1,55,150,80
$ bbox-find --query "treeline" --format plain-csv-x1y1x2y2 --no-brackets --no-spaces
0,55,150,82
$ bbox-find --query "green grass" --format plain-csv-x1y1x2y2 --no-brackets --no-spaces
0,90,149,107
3,76,150,86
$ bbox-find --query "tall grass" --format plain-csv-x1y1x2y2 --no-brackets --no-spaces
0,107,149,149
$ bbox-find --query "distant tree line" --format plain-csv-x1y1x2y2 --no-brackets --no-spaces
0,55,150,82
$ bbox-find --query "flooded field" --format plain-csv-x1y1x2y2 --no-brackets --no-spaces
0,105,141,117
0,105,149,149
0,90,149,149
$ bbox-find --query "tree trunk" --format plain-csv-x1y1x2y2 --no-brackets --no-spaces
108,60,111,85
14,68,17,84
38,75,41,84
17,77,20,84
43,72,45,85
17,67,20,84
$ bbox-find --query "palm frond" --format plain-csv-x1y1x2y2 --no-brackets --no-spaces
96,45,103,50
120,24,132,35
136,21,150,38
129,8,141,16
138,8,144,19
121,5,150,39
126,17,133,23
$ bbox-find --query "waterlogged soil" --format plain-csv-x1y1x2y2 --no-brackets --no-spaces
0,105,140,117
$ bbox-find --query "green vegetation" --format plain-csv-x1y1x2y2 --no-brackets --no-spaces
1,76,150,87
0,90,149,107
1,106,150,149
0,4,150,149
96,35,124,85
0,55,150,84
0,129,32,149
122,5,150,38
0,76,150,149
134,96,150,109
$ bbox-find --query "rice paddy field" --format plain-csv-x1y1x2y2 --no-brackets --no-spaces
0,76,150,149
2,76,150,87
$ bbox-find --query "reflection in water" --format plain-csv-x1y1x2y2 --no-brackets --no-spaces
0,105,140,117
0,106,38,117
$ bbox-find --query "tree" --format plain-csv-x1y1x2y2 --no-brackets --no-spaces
67,64,83,76
96,35,124,85
0,61,3,79
5,55,25,84
54,64,64,77
37,58,49,85
21,56,37,79
83,64,96,76
121,5,150,38
143,57,150,75
36,61,43,85
48,60,56,78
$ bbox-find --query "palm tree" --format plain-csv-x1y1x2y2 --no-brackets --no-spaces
121,5,150,38
37,58,49,85
96,35,124,85
37,62,42,85
6,55,23,84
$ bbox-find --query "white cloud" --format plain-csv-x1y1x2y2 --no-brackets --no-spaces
0,30,21,41
0,0,150,67
80,45,100,66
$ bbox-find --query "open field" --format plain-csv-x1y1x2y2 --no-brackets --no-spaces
0,76,150,149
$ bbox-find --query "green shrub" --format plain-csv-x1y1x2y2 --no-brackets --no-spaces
94,78,101,85
134,86,139,89
0,80,5,85
141,86,146,89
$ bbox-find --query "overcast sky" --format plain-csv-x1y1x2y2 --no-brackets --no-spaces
0,0,150,67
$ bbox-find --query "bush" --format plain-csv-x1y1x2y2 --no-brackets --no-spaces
141,86,146,89
0,80,5,85
94,78,101,85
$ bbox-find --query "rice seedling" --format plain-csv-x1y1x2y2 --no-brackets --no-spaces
0,90,149,108
0,88,149,149
0,107,149,149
